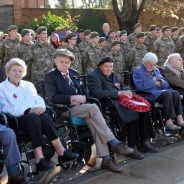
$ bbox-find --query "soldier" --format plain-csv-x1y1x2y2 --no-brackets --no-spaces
106,29,116,52
0,25,19,67
170,27,179,46
107,41,125,75
153,26,175,66
144,25,157,52
156,27,162,39
83,32,102,74
77,29,85,45
128,23,142,48
99,37,109,57
175,35,184,60
32,26,55,93
127,32,147,71
12,29,34,81
119,30,131,64
66,33,82,73
179,27,184,36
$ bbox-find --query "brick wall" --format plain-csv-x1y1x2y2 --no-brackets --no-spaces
0,0,13,5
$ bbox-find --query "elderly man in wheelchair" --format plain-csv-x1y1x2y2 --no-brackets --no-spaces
0,58,79,174
87,56,159,160
44,49,136,173
0,112,25,184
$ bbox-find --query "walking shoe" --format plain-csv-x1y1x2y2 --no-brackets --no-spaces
8,173,25,184
165,124,181,131
58,150,80,163
36,158,53,172
143,140,159,153
130,147,144,160
111,143,134,155
101,159,123,173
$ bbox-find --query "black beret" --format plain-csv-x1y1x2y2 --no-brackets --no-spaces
98,56,113,66
161,26,170,32
111,40,121,47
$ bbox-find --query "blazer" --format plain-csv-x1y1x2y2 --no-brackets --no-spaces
133,64,170,99
44,68,87,105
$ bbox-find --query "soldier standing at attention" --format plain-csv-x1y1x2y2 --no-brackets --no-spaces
144,25,157,52
170,27,179,46
106,29,116,52
153,26,175,66
83,32,102,74
127,32,147,71
12,29,34,81
128,23,142,48
99,37,109,57
32,26,55,93
66,33,82,73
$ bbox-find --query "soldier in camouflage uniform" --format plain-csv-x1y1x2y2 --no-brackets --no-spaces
99,37,109,57
170,27,179,46
0,25,19,67
83,32,102,74
175,35,184,60
32,26,55,94
107,41,125,75
106,29,116,53
128,23,142,48
144,25,157,52
65,33,82,73
119,30,131,64
153,26,175,66
12,29,33,81
127,32,147,71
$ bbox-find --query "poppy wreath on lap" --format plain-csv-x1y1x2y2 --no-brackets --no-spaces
118,93,151,112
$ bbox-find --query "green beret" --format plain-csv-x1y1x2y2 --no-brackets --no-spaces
90,32,99,39
136,32,145,38
54,49,75,61
21,29,31,37
171,27,179,32
161,26,170,32
149,25,157,31
36,26,47,35
99,37,106,44
111,40,121,47
134,23,142,30
7,25,18,31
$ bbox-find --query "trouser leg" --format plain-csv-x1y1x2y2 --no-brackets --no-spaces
171,90,183,115
0,128,21,167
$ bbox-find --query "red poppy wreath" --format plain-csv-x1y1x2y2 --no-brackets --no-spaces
118,93,151,112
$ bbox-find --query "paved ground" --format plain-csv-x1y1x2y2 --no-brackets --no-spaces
1,137,184,184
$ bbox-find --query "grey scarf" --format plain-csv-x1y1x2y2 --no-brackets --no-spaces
164,63,183,78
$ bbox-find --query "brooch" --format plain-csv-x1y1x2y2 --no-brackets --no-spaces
13,93,17,99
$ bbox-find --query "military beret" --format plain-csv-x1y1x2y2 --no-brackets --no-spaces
90,32,99,39
149,25,157,31
119,30,127,37
21,29,31,37
171,27,179,32
98,37,106,44
54,49,75,61
111,40,121,47
98,56,113,66
78,29,84,33
136,32,145,38
7,25,18,31
108,29,115,35
134,23,142,30
161,26,170,32
36,26,47,35
65,33,77,42
84,29,91,36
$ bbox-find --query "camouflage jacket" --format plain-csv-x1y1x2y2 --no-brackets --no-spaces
128,32,136,48
153,36,175,66
120,41,131,63
175,35,184,59
100,46,109,57
144,33,157,52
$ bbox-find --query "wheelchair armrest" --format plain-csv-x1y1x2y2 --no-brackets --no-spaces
87,97,102,109
0,112,9,127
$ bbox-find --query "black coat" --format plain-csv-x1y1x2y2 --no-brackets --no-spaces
87,68,138,123
44,68,87,105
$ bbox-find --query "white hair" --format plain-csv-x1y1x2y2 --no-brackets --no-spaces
164,53,181,66
142,52,158,64
5,58,27,77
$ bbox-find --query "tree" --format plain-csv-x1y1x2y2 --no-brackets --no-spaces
112,0,147,33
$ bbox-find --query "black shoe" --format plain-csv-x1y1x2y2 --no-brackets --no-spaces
58,150,80,163
36,158,53,172
130,147,144,160
101,159,123,173
143,141,159,153
8,173,25,184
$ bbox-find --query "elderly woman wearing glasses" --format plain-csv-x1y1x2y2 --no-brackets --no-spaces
0,58,79,172
133,52,184,132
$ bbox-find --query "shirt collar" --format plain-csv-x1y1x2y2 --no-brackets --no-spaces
5,78,24,88
60,71,69,76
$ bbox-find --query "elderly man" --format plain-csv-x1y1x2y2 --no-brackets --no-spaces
133,52,184,131
100,23,110,40
44,49,135,173
163,53,184,94
88,56,159,160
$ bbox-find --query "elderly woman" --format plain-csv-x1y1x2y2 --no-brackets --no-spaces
133,52,184,131
0,58,79,172
163,53,184,95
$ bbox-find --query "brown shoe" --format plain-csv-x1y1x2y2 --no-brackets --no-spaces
101,159,123,173
111,143,134,155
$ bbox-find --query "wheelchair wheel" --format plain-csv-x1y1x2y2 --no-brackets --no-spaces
42,144,55,159
0,163,4,174
60,162,71,170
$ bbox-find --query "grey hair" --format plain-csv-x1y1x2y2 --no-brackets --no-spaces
5,58,27,77
142,52,158,64
164,53,181,66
